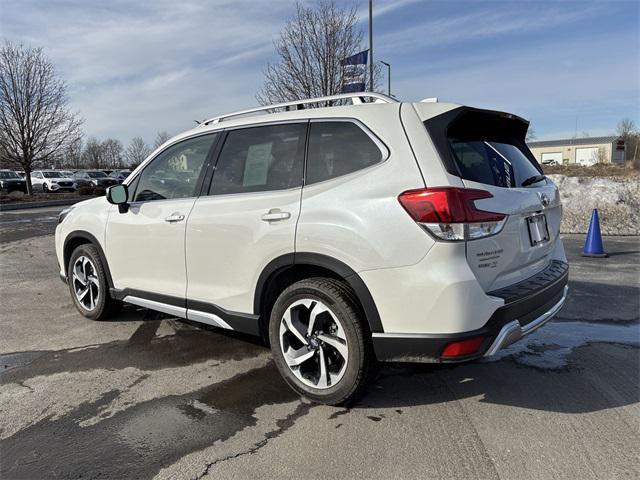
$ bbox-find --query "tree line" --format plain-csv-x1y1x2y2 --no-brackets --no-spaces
53,131,171,170
0,41,170,194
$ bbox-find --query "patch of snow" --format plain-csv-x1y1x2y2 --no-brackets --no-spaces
485,321,640,369
548,175,640,235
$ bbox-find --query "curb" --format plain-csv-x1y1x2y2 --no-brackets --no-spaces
0,198,86,212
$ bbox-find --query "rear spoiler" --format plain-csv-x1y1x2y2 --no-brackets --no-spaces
423,107,541,178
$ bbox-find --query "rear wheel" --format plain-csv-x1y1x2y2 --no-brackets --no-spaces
269,278,373,405
68,244,120,320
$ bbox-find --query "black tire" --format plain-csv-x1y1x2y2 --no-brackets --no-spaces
68,243,121,320
42,184,47,192
269,277,373,405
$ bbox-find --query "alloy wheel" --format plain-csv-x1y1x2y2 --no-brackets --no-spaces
72,256,100,311
279,299,349,389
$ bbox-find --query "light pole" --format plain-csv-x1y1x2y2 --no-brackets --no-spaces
380,61,391,97
368,0,373,91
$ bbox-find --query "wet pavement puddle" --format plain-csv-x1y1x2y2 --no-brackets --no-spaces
1,318,638,478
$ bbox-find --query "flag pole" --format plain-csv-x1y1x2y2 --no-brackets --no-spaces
368,0,373,91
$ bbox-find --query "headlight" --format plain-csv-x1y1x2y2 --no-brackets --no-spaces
58,206,75,224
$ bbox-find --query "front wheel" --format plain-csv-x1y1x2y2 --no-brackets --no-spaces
269,278,373,405
68,244,121,320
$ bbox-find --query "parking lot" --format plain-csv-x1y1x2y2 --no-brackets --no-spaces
1,206,639,479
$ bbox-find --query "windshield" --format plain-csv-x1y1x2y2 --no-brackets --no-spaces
43,171,64,178
0,171,20,179
87,171,107,178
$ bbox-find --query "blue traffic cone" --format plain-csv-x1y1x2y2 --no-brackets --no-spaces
582,209,608,258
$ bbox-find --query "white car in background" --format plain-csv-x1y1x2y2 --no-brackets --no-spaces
55,92,568,405
31,170,76,192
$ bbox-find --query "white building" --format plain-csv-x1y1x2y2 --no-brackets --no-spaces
528,136,625,165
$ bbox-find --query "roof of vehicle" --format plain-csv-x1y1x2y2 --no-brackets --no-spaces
160,93,461,147
125,92,507,184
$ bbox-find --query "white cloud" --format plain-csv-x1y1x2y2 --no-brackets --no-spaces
377,2,607,52
3,0,294,143
3,0,637,142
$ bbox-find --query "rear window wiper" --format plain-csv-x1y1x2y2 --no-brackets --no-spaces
521,174,546,187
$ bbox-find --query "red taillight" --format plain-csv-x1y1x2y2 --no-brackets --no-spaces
441,337,485,358
398,187,505,223
398,187,507,241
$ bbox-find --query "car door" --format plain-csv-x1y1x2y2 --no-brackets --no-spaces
185,122,307,332
105,132,219,303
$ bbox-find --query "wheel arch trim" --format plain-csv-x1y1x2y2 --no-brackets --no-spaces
254,252,384,333
63,230,114,289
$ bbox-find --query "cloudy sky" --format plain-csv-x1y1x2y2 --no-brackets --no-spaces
4,0,639,145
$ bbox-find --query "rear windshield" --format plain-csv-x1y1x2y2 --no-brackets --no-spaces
87,171,107,178
423,108,543,188
449,139,541,188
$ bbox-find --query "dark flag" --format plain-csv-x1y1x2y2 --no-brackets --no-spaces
341,50,368,93
341,50,369,66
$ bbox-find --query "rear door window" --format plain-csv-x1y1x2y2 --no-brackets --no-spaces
306,121,384,184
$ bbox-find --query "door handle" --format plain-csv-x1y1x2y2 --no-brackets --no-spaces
261,209,291,222
165,213,185,223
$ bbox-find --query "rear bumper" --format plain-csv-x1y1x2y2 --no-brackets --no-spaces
372,260,569,362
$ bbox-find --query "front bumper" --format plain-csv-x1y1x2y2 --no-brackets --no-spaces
372,260,569,363
0,183,27,193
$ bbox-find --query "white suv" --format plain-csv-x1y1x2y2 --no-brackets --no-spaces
55,93,568,404
31,170,76,192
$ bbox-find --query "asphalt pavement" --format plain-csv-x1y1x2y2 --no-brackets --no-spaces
0,210,638,479
0,206,64,243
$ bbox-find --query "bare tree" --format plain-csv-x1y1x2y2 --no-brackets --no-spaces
125,137,151,167
82,137,103,169
0,42,82,194
525,127,536,142
153,131,171,149
591,146,607,165
617,118,639,162
63,137,83,169
102,138,124,169
257,0,380,105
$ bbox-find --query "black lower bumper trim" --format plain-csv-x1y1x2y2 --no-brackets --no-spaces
373,260,569,363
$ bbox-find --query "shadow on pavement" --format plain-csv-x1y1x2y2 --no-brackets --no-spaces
360,341,638,413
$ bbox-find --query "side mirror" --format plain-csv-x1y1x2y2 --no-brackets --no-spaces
106,184,129,213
